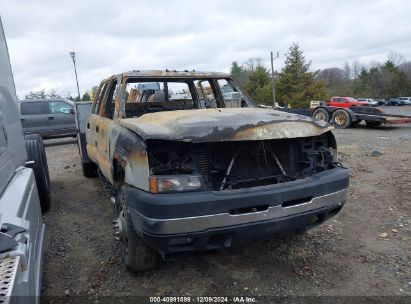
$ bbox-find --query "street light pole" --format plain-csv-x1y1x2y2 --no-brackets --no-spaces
70,51,80,101
270,51,279,109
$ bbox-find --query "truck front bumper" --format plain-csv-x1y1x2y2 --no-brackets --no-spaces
125,167,349,256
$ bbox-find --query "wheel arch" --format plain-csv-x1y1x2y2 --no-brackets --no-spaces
111,128,150,192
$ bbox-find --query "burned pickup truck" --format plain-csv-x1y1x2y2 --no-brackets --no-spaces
75,70,349,271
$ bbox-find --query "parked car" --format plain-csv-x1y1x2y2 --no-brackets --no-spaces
76,70,349,272
398,97,411,105
386,98,403,106
374,99,386,106
327,96,369,107
356,98,379,106
0,17,50,303
19,98,77,138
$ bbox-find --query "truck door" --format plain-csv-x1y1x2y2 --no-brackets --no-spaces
86,81,109,164
46,100,76,137
95,78,119,182
20,101,49,137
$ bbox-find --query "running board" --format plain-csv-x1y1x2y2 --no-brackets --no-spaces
0,256,20,304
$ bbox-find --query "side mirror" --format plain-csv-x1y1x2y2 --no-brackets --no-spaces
70,108,75,114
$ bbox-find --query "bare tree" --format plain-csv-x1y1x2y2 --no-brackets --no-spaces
343,62,352,80
243,57,265,71
47,89,61,98
388,51,406,67
351,60,362,80
399,61,411,80
317,67,345,86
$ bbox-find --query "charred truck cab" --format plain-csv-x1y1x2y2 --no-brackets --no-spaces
75,70,349,271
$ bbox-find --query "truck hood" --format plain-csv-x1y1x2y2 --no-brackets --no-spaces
119,108,333,142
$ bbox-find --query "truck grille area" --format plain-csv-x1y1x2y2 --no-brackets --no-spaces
213,140,297,190
147,131,336,191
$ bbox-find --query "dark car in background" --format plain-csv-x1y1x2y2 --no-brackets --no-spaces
356,98,378,106
386,98,403,106
374,99,386,106
19,98,77,138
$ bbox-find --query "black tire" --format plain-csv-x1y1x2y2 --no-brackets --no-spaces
331,109,352,129
81,161,98,177
24,134,49,187
115,186,157,272
25,139,51,212
312,108,330,122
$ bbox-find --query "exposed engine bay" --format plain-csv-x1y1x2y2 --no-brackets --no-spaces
147,131,338,191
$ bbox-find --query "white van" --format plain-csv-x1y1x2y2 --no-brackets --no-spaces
398,97,411,105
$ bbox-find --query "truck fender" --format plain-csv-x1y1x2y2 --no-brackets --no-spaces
111,130,150,192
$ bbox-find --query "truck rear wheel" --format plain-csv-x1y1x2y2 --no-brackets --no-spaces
331,109,352,128
114,186,157,272
312,108,329,122
24,133,49,187
25,138,51,212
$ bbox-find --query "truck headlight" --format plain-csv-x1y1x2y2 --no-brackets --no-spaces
149,175,204,193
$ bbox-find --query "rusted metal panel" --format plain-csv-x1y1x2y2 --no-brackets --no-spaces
109,126,150,191
119,108,333,143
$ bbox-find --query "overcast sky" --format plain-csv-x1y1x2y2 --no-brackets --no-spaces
1,0,410,98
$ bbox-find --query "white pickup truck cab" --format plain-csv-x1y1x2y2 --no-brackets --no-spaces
0,17,50,304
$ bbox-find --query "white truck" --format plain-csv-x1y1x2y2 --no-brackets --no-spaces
0,17,50,304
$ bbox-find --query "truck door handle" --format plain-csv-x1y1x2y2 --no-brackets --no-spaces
20,118,26,122
96,126,99,133
48,116,55,120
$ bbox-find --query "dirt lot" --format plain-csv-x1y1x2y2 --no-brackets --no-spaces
41,107,411,302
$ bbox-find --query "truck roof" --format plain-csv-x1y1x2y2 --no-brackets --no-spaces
19,98,74,104
111,70,230,80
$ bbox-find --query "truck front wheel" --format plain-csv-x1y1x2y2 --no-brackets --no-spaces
114,186,157,272
331,109,352,128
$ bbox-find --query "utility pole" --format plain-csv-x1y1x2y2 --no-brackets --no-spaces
270,51,279,109
70,51,81,101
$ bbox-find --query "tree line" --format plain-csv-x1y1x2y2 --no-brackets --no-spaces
231,44,411,108
23,87,97,102
23,45,411,109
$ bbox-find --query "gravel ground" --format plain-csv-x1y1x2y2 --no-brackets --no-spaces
40,106,411,302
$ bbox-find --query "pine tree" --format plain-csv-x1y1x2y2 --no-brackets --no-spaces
244,66,273,104
230,61,248,85
81,92,91,101
89,86,97,102
276,43,327,108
